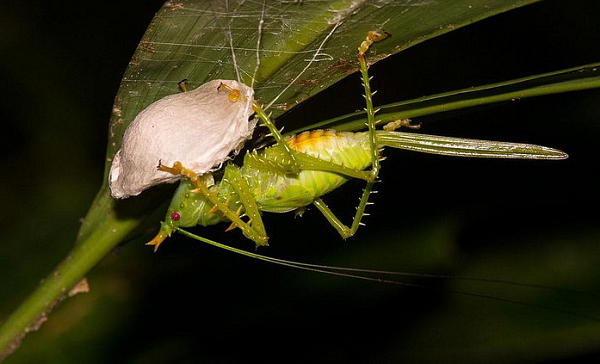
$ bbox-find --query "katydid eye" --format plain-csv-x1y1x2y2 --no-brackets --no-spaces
171,211,181,221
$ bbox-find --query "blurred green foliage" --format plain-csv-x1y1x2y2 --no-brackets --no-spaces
1,0,599,363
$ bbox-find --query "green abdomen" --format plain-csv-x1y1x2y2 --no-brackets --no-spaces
242,130,372,213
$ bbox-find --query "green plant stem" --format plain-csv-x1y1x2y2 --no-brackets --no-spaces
293,63,600,133
0,189,138,360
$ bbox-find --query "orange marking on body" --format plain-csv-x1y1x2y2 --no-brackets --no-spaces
287,130,338,152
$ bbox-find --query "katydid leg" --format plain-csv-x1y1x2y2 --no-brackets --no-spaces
153,162,268,248
310,31,387,239
222,165,268,247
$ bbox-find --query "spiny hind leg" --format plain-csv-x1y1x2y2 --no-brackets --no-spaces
312,31,389,239
358,30,389,177
158,161,268,247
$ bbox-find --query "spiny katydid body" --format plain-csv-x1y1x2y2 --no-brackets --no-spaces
146,31,567,252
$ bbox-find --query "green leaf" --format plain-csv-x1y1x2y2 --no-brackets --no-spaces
3,0,597,360
289,63,600,134
304,62,600,132
94,0,552,253
106,0,547,169
90,0,560,260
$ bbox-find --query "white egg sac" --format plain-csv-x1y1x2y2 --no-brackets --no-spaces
109,79,256,199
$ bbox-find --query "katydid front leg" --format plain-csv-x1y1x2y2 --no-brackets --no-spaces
147,162,268,251
218,82,300,174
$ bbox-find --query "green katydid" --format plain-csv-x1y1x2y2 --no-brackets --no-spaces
105,30,588,320
140,31,567,252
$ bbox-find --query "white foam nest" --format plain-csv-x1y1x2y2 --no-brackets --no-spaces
109,79,256,199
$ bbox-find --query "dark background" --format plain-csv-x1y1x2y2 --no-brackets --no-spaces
1,1,599,363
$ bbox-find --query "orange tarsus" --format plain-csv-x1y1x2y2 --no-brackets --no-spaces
382,119,420,131
358,30,389,57
178,79,188,92
217,82,242,102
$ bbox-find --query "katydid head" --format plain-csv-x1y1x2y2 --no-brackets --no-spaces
146,207,187,252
